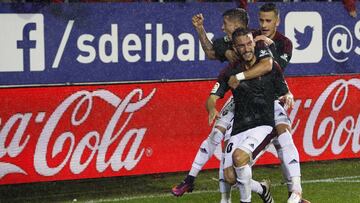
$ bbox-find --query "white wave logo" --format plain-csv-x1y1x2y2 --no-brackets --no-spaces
266,78,360,158
0,88,156,178
303,79,360,156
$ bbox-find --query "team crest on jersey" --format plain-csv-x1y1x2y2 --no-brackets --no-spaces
281,53,289,62
224,35,231,42
259,50,270,58
211,82,220,94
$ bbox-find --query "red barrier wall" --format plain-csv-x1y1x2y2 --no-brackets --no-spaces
0,74,359,185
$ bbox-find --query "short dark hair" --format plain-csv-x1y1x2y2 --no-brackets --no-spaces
232,27,252,41
222,8,249,27
259,3,279,16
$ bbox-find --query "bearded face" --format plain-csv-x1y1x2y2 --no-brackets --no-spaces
233,33,256,63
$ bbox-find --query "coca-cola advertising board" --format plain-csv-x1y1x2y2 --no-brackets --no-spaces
0,74,359,185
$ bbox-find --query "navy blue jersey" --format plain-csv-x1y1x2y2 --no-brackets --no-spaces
213,36,232,62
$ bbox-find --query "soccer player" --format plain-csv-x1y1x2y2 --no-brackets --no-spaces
216,27,290,203
172,8,276,203
258,4,303,203
228,4,308,203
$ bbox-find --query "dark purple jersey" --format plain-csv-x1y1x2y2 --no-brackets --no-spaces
269,31,293,71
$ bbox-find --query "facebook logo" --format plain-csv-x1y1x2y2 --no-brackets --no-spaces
285,12,323,64
0,14,45,72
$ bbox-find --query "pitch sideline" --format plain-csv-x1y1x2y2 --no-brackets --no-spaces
106,175,360,202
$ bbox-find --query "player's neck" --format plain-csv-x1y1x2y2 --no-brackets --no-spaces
269,30,277,40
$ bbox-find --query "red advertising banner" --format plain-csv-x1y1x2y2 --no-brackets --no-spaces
0,74,359,185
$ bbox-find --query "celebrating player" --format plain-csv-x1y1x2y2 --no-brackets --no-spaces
217,27,289,203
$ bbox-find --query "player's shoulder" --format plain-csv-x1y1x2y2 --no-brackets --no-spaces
214,36,231,44
255,41,272,59
274,31,292,45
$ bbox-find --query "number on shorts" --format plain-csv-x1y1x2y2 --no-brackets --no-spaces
226,143,233,153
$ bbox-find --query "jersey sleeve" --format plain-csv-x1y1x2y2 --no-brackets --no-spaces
272,38,293,70
210,65,231,98
273,62,289,97
213,37,232,62
255,41,273,61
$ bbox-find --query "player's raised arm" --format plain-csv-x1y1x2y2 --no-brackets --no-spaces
192,13,217,60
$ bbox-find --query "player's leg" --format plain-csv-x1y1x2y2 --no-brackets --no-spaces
223,132,244,186
226,125,273,203
222,129,275,203
274,124,303,203
248,129,276,203
172,97,234,197
273,101,306,203
217,101,235,203
171,125,226,196
219,139,231,203
233,148,252,203
193,97,233,178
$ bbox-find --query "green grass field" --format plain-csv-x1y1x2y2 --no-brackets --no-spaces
1,159,359,203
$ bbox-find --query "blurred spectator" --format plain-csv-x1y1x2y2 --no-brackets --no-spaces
237,0,285,10
238,0,248,9
53,0,152,2
9,0,153,2
343,0,357,18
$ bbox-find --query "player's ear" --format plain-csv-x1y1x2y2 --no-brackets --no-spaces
276,15,280,27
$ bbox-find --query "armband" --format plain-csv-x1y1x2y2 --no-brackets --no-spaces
235,72,245,81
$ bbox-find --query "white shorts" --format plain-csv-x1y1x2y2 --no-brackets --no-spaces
214,96,234,142
215,98,290,142
274,100,291,126
223,125,274,169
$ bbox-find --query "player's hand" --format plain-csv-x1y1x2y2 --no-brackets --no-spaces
225,50,240,63
208,108,219,126
279,92,295,109
228,75,240,89
192,13,204,30
254,35,274,46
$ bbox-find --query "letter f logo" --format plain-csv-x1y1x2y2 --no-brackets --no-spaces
17,23,37,72
0,14,45,72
